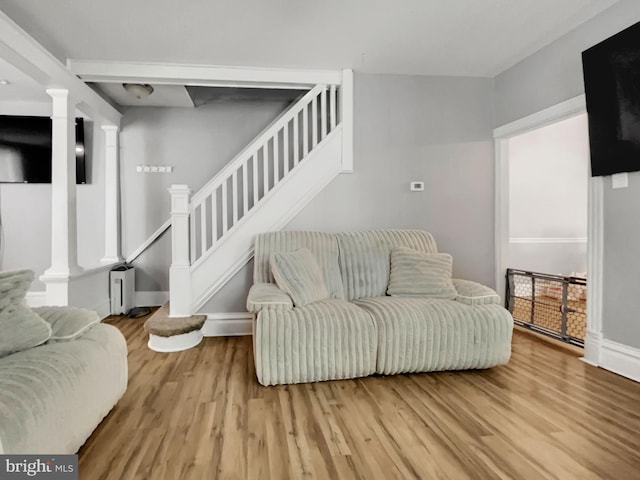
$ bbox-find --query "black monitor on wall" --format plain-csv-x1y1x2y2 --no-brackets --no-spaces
0,115,86,184
582,21,640,177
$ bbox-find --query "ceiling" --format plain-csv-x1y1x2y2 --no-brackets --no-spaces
0,57,49,103
0,0,620,106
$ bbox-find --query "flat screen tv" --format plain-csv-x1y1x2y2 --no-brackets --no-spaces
583,21,640,177
0,115,86,184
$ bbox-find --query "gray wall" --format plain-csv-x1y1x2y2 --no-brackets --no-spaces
201,73,496,312
494,0,640,349
494,1,640,127
122,99,292,292
288,73,495,284
0,101,105,290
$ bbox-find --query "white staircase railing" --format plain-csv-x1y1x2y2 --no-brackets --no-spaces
169,83,342,316
187,83,338,266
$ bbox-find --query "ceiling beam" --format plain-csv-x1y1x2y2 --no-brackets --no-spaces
67,60,344,88
0,11,121,125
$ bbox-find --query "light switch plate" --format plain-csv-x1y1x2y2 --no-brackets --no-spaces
410,181,424,191
612,172,628,189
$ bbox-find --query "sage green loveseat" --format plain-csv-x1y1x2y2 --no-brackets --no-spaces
247,230,513,386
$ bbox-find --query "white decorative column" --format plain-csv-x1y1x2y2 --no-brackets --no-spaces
101,124,123,264
42,89,83,305
169,185,192,317
583,175,604,366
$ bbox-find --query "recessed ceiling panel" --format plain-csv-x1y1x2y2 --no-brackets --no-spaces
185,87,304,107
90,82,195,107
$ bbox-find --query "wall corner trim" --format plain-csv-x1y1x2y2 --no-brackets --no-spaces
340,68,354,173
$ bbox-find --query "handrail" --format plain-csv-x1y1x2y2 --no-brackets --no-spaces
190,84,326,206
125,218,172,264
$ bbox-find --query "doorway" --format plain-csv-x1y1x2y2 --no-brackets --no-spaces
494,96,603,361
506,113,589,345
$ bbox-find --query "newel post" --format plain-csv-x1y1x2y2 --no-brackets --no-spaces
169,185,192,317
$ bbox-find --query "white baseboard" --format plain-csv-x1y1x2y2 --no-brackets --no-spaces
599,339,640,383
135,291,169,307
201,313,252,337
25,291,47,308
93,300,112,320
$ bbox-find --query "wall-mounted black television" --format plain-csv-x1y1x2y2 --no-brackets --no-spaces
583,21,640,177
0,115,86,184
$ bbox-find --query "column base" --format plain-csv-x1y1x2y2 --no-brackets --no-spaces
41,265,85,280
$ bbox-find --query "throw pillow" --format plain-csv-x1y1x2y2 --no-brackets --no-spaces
33,306,101,342
270,248,330,307
0,270,52,357
387,248,457,299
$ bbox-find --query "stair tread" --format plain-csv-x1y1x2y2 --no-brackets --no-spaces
144,302,206,337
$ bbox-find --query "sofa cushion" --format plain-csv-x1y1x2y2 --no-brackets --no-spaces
336,233,390,300
254,231,345,299
270,248,329,307
0,323,127,454
337,230,440,301
0,270,51,358
387,248,457,299
354,296,513,375
254,299,378,385
370,229,439,253
246,283,293,313
32,306,101,342
452,279,501,306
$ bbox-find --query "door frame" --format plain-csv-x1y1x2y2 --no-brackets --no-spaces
493,95,603,365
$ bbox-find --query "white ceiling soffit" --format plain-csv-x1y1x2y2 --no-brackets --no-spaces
0,0,620,78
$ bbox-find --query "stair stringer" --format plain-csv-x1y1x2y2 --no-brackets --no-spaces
190,126,343,313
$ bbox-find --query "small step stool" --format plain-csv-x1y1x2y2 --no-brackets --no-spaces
143,302,206,352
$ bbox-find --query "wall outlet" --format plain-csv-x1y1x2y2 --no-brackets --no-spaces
410,181,424,191
612,172,628,189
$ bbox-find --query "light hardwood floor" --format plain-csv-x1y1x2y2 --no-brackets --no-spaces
78,315,640,480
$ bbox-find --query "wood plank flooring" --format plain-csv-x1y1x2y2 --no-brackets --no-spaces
78,314,640,479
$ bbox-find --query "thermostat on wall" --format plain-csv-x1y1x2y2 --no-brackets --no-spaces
410,181,424,191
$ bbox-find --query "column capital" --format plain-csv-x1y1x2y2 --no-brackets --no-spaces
101,124,119,133
46,88,79,106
